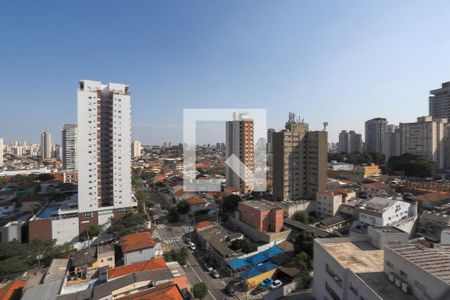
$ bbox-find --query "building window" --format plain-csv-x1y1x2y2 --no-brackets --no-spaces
350,285,358,296
386,261,393,268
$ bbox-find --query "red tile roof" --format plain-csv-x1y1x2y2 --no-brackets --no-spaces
195,220,212,229
0,280,26,300
107,257,168,280
185,197,207,206
116,282,183,300
120,231,156,254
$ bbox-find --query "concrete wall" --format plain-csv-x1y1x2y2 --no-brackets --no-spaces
124,245,161,265
384,247,450,300
52,217,79,245
98,209,114,226
231,215,290,243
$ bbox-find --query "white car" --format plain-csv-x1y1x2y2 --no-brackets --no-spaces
204,263,213,272
210,269,220,279
270,280,282,290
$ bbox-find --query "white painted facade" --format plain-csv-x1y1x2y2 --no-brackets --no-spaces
51,217,79,245
358,197,414,227
316,190,356,217
77,80,133,213
131,140,142,158
123,244,162,265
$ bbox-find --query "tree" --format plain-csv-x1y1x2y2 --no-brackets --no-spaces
107,212,148,237
293,211,310,224
167,207,179,223
387,153,437,177
230,239,257,254
37,173,55,182
222,195,241,212
293,231,315,257
177,200,190,214
176,247,189,265
192,282,208,299
87,224,101,237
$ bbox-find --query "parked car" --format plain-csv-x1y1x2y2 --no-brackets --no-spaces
251,286,266,296
270,279,282,290
203,263,213,272
225,280,243,296
210,269,220,279
260,278,273,287
188,242,196,250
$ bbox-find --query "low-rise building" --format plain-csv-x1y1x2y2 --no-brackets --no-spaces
384,244,450,300
195,222,243,273
316,189,356,217
1,220,24,243
417,209,450,242
313,237,415,300
358,197,415,227
120,232,162,265
238,200,284,233
354,163,382,178
262,199,312,218
185,197,209,213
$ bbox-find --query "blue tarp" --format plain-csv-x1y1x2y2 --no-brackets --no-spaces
261,246,284,259
227,246,284,272
246,252,267,265
239,261,278,279
227,258,249,271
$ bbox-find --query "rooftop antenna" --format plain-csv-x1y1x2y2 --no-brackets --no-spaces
323,122,328,131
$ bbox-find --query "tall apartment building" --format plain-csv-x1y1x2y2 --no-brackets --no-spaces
399,116,448,169
226,113,254,194
338,130,362,153
77,80,133,214
0,138,3,166
365,117,388,157
267,128,275,154
62,124,77,170
40,131,52,160
131,140,142,159
386,124,400,159
272,113,327,200
430,81,450,120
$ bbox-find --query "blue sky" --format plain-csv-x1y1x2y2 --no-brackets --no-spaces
1,0,450,144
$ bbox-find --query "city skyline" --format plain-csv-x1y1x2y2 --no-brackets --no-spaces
3,1,450,143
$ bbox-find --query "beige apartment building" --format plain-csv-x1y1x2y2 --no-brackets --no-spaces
272,113,327,200
226,113,254,194
399,116,448,169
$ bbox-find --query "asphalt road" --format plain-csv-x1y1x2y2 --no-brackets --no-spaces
153,215,238,300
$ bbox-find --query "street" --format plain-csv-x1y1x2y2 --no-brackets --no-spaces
146,185,235,300
154,216,236,300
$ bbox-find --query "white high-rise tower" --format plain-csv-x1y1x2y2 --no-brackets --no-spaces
77,80,133,214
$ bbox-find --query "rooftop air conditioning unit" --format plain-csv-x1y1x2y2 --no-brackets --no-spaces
388,273,395,283
401,281,409,294
395,277,402,287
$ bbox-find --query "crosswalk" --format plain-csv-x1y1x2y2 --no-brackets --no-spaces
162,236,184,244
156,223,167,230
154,223,192,245
155,223,192,232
